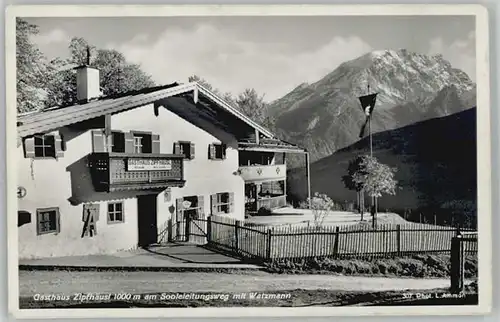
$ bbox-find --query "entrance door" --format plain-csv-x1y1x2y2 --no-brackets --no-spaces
137,194,158,247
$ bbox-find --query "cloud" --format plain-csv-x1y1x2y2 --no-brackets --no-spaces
31,29,70,46
428,31,476,81
110,24,372,101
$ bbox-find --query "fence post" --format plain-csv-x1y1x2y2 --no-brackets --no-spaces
167,218,173,242
206,216,212,244
332,227,340,258
396,224,401,256
235,220,241,254
450,235,464,294
266,228,273,260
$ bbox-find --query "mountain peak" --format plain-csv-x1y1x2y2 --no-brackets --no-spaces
269,49,476,163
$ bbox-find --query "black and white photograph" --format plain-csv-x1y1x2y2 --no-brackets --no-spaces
6,4,492,318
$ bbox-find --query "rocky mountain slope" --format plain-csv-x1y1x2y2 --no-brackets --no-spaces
269,49,476,163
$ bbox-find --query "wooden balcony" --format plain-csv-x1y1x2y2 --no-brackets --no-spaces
246,195,287,212
238,164,286,183
89,152,185,192
257,195,287,210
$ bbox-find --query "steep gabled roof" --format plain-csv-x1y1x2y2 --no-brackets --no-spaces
17,82,275,139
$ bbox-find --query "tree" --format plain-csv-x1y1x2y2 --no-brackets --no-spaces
342,155,398,227
188,75,275,128
235,88,274,128
16,18,53,113
45,37,155,108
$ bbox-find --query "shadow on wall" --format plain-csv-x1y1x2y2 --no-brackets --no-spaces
157,205,176,243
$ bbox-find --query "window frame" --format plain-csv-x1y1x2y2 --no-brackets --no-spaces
178,141,192,159
133,136,143,154
36,207,60,235
181,195,203,219
209,143,226,161
33,134,56,158
107,201,125,224
215,192,231,214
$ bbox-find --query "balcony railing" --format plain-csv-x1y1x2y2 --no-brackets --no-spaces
238,164,286,182
89,152,185,192
257,195,287,210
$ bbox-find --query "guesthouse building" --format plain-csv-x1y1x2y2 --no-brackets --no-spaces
16,65,309,259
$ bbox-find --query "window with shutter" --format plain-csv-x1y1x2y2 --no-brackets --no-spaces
176,141,193,160
210,143,226,160
25,134,58,158
131,133,152,154
211,192,232,214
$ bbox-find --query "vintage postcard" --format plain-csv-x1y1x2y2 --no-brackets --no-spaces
5,4,491,318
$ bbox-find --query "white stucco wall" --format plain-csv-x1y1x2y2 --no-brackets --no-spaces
112,103,246,238
17,102,245,258
17,127,140,259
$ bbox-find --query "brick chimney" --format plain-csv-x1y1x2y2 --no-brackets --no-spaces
75,46,102,102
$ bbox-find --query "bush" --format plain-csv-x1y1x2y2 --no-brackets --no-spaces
263,254,478,278
257,207,272,216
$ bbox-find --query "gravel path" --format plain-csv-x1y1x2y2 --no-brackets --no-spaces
19,270,455,296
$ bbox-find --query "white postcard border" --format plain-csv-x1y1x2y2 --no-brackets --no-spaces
5,4,492,318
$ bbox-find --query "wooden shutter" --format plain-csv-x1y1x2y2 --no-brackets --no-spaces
175,198,184,221
152,134,160,154
173,142,181,155
124,132,135,153
228,192,235,213
222,144,227,159
197,195,205,218
24,137,35,158
208,144,216,160
54,134,64,158
189,143,195,160
210,194,217,215
91,130,106,153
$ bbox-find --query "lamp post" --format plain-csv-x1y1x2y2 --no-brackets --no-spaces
358,86,378,227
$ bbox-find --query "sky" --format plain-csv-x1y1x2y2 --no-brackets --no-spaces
26,16,476,101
